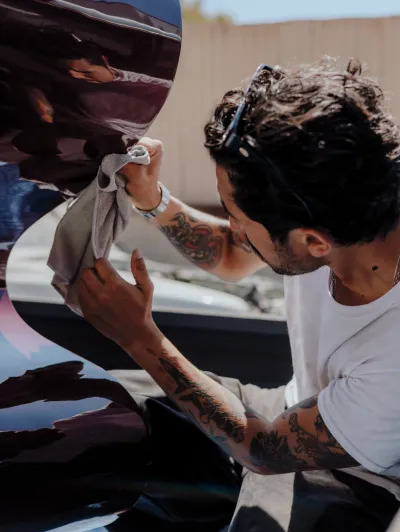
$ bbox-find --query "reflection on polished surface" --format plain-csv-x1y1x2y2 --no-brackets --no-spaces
0,290,240,531
0,289,150,530
0,0,181,196
0,0,181,282
0,0,183,529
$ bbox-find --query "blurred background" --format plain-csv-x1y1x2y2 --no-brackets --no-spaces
151,0,400,207
7,0,400,319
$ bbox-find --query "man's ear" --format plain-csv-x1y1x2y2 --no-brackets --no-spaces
102,55,110,68
294,228,333,258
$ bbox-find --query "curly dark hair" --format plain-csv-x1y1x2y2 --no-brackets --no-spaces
204,58,400,245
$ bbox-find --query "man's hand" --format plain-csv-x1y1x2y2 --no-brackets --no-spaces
78,249,161,352
119,137,164,211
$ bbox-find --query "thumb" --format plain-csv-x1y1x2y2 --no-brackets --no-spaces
131,249,153,295
137,137,163,158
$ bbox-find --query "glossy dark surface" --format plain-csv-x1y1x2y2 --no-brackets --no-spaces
0,0,181,283
0,289,150,530
0,0,181,196
0,1,182,529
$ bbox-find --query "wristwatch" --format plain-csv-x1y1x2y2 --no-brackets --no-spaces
135,182,171,219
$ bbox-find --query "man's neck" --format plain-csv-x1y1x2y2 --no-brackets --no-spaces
331,224,400,304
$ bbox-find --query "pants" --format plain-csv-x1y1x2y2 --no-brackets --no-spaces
109,369,399,532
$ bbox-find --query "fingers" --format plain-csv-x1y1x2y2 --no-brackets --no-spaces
118,160,146,179
137,137,163,158
78,282,112,331
130,249,153,296
93,258,119,284
79,259,120,306
79,267,103,296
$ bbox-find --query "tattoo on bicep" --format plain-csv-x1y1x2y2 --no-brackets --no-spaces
287,411,357,469
314,414,349,453
249,397,358,473
160,212,224,268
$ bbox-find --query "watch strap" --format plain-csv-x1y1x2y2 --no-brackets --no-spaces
136,182,170,219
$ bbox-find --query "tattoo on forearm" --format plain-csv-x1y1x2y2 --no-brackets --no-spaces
161,212,224,268
179,389,245,443
159,358,193,394
159,356,245,443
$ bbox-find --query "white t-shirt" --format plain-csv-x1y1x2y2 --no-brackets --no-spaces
284,266,400,499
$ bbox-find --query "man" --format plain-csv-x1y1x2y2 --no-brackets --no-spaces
78,60,400,530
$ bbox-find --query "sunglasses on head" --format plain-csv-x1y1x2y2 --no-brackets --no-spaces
218,64,313,222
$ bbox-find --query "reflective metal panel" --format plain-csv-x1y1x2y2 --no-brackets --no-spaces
0,289,150,529
0,0,181,196
0,1,182,528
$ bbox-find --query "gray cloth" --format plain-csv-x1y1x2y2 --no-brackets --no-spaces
109,369,400,531
47,146,150,316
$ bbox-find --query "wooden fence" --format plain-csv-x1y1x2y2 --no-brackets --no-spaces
147,16,400,206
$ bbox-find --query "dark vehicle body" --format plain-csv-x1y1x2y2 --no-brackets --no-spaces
0,1,293,529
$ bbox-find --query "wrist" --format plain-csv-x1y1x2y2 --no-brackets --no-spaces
134,183,171,221
125,323,165,360
127,185,162,211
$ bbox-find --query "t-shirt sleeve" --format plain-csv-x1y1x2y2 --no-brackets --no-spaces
318,371,400,473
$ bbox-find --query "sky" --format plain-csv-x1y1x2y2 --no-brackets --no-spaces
201,0,400,25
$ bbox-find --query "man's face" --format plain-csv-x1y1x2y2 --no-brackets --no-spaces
61,57,114,83
216,165,325,276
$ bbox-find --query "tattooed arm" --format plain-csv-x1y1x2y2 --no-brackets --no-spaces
129,335,358,475
118,137,265,282
154,199,265,281
79,253,358,475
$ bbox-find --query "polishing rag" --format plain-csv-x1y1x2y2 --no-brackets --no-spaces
47,145,150,315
